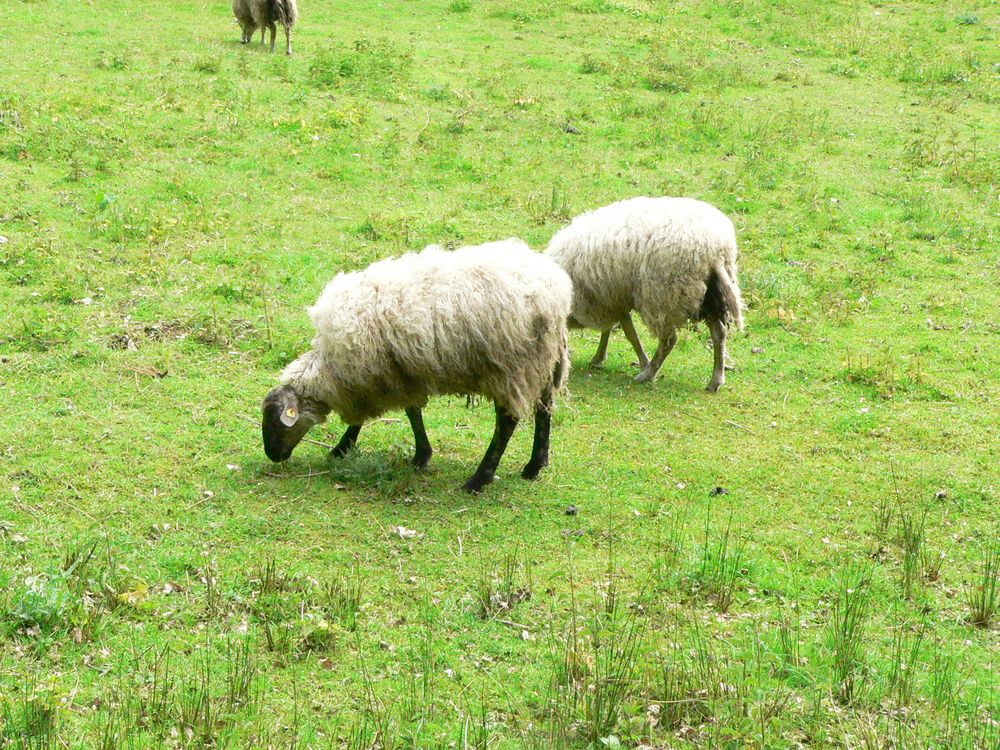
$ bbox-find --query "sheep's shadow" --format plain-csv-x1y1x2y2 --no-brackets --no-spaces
260,445,495,503
228,39,270,51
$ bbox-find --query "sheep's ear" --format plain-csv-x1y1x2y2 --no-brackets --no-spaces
279,403,299,427
264,386,300,427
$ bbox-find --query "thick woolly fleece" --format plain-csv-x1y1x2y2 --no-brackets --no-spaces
280,239,572,426
232,0,298,49
545,196,745,334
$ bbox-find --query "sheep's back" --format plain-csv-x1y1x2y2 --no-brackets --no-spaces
308,240,571,422
233,0,254,23
547,197,737,330
247,0,296,27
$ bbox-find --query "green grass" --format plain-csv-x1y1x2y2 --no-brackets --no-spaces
1,0,998,746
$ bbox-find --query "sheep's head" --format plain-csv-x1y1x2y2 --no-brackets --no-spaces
261,385,328,462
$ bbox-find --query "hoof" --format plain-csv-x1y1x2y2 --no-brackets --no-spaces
634,369,656,384
588,359,606,370
706,379,723,393
412,452,432,471
521,462,546,481
329,441,357,459
462,475,492,494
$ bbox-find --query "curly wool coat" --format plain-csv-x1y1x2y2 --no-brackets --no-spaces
545,196,744,335
233,0,298,52
280,239,572,426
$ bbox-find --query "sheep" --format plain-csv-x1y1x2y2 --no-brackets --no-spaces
233,0,298,55
545,196,745,392
261,239,573,493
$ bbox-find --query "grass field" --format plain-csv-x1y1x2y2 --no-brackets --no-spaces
1,0,998,747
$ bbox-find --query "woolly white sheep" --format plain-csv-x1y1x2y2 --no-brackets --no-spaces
262,239,572,493
545,196,745,392
233,0,298,55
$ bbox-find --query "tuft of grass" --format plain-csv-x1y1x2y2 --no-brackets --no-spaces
476,547,531,619
773,608,807,685
922,547,945,582
318,560,363,632
653,618,717,731
580,578,645,745
2,679,60,749
964,540,999,628
927,647,959,708
651,507,687,587
873,494,894,538
827,567,871,705
688,507,747,613
546,552,645,745
898,505,929,600
885,619,926,708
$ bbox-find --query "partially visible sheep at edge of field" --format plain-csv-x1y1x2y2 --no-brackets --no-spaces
545,196,745,392
261,239,573,493
233,0,298,55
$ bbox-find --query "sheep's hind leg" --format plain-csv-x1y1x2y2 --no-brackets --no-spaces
330,424,362,458
619,313,649,369
285,25,293,55
463,402,518,493
268,23,277,52
521,387,552,480
635,327,677,383
706,318,728,393
406,407,433,470
589,329,611,368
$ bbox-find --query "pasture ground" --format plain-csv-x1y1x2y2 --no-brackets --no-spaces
1,0,998,747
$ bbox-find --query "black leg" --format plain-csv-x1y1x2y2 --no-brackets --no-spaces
406,407,433,469
329,424,362,459
522,388,552,480
463,402,518,493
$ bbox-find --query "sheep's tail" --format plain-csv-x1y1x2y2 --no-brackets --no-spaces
269,0,296,26
702,262,745,331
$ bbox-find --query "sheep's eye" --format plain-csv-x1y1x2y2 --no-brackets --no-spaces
286,408,297,419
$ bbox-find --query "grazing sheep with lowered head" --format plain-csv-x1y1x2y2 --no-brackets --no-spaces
262,239,572,493
545,196,745,392
233,0,298,55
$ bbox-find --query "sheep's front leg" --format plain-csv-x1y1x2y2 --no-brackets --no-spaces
706,318,728,393
463,402,518,493
589,329,611,368
406,407,432,470
521,388,552,481
268,23,277,52
619,313,649,369
285,26,293,55
635,328,677,383
330,424,362,458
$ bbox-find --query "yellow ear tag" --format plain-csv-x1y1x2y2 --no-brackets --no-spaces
286,408,297,419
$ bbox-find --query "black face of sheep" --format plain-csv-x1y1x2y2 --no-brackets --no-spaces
261,386,324,462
